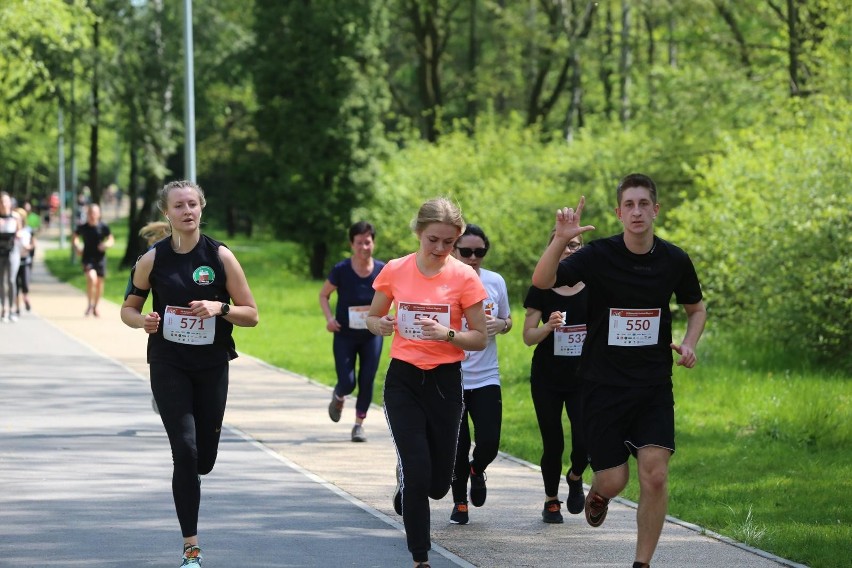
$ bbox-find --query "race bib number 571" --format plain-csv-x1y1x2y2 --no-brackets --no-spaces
607,308,661,347
163,305,216,345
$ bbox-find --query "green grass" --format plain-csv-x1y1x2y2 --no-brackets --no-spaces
46,224,851,568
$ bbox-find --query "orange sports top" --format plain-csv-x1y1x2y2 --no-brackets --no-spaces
373,253,487,370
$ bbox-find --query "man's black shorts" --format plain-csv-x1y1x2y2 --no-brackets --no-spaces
82,258,107,277
583,381,675,472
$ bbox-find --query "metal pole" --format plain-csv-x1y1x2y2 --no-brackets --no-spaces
70,68,78,263
58,107,66,249
182,0,196,183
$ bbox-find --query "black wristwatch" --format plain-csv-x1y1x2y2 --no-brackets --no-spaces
219,302,230,317
446,329,455,342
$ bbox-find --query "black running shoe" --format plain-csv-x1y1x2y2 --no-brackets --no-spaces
585,491,610,527
469,464,487,507
566,473,585,514
542,499,564,524
450,501,469,525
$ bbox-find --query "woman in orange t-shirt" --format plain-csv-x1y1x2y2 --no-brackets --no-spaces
367,197,487,568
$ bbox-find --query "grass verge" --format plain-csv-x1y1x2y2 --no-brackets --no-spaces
45,224,850,568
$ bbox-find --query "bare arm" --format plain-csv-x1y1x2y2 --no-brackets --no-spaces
522,307,565,347
120,250,159,333
214,246,258,327
670,301,707,368
318,280,341,332
366,290,394,336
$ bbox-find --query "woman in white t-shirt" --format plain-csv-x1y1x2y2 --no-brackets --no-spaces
448,224,512,525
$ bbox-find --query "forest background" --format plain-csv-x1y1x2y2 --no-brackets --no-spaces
3,1,851,565
2,0,850,366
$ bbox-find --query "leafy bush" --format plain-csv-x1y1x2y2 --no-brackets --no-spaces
356,114,673,302
666,102,852,368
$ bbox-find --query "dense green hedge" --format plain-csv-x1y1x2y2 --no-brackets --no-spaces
667,102,852,369
353,106,850,369
355,114,675,303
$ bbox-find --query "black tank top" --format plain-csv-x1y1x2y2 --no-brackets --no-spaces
146,234,237,368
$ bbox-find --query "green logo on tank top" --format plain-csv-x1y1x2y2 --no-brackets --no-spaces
193,265,215,286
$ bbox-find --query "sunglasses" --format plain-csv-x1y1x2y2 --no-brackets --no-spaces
457,247,488,258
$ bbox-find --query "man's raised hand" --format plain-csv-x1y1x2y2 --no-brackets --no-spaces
555,196,595,240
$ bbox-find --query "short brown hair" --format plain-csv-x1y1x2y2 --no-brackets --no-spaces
616,173,657,205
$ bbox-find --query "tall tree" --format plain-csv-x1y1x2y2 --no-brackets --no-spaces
99,0,181,267
253,0,390,278
0,0,92,196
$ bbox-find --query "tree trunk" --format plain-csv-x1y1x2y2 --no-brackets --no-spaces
466,0,478,127
310,240,328,280
409,0,443,141
599,3,615,120
619,1,632,125
121,138,142,269
786,0,801,96
88,19,100,203
644,11,656,112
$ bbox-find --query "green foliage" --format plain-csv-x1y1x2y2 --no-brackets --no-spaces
252,0,391,276
0,0,93,193
666,102,852,368
357,113,674,301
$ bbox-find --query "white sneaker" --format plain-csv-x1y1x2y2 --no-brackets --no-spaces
0,315,9,324
9,313,18,322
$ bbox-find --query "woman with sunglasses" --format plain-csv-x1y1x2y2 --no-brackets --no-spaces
522,232,588,523
366,197,487,568
447,224,512,525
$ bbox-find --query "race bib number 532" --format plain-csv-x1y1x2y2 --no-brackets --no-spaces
607,308,661,347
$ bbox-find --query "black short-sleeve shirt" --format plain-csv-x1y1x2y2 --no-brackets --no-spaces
523,285,588,391
554,234,703,386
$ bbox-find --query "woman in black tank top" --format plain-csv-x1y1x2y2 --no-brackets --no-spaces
120,180,258,567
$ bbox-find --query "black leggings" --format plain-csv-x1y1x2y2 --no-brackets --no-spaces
530,380,587,497
384,358,463,563
150,362,229,538
332,332,383,418
452,384,502,502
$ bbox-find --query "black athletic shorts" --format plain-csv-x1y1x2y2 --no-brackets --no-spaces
583,381,675,472
82,258,107,277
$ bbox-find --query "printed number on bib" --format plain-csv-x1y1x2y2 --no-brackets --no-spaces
608,308,660,347
397,302,451,340
554,324,586,356
348,305,370,330
163,305,215,345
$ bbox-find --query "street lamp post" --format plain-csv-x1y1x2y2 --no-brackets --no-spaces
182,0,196,183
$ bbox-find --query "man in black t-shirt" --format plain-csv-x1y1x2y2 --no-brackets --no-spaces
73,204,114,317
532,173,707,568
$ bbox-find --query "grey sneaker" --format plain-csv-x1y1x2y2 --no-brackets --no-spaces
328,392,344,422
351,424,367,442
180,544,202,566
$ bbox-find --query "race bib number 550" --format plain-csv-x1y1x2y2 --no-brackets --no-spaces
608,308,661,347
